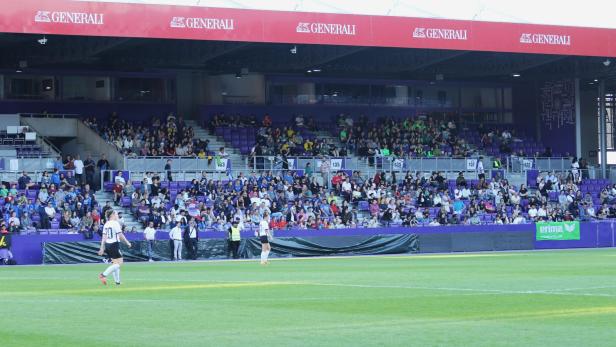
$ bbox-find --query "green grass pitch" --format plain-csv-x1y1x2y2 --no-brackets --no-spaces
1,249,616,346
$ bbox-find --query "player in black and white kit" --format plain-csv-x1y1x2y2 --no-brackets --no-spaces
98,209,131,285
258,212,272,265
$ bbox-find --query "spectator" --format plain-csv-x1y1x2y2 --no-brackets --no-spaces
97,153,111,184
164,159,173,182
63,155,75,171
455,172,467,187
84,155,96,189
113,171,126,205
18,171,35,190
73,154,84,186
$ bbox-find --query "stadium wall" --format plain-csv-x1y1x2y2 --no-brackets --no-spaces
9,222,615,265
201,104,418,123
580,89,599,163
0,101,176,121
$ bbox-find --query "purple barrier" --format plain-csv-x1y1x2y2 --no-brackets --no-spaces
9,222,616,265
10,224,531,265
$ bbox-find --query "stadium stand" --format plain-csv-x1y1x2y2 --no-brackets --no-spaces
204,113,553,162
0,128,51,158
0,115,604,235
85,113,207,158
90,168,616,233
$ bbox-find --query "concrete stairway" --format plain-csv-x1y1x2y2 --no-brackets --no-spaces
94,190,142,231
185,120,246,171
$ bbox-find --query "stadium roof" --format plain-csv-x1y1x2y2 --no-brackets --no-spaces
84,0,616,30
0,0,615,85
2,0,615,58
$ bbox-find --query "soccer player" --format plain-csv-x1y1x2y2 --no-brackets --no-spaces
258,212,272,265
98,209,131,285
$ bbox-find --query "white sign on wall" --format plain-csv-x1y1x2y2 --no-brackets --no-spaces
215,158,228,171
329,158,343,171
392,159,405,171
466,158,478,171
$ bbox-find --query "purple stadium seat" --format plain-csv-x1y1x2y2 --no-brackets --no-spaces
121,196,132,208
358,201,369,211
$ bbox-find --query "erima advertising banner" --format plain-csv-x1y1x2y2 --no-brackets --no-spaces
536,221,580,241
0,0,616,57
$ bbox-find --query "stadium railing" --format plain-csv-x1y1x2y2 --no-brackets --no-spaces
99,168,502,192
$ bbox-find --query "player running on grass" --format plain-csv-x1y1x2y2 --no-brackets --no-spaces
98,209,131,285
258,212,272,265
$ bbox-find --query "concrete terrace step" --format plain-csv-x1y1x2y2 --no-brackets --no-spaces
186,120,247,170
95,191,141,230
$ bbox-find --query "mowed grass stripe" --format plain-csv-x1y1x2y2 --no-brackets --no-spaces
1,281,301,296
2,249,616,347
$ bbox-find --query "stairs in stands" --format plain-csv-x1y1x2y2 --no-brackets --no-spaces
185,120,246,171
94,190,142,231
311,129,377,176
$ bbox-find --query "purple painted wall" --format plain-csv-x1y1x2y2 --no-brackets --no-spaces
201,104,417,125
9,222,614,265
538,80,576,156
0,100,176,122
513,83,540,142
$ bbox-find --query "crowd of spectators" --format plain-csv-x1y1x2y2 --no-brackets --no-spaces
329,114,566,161
3,113,611,235
85,113,211,158
1,168,101,235
2,164,614,235
210,113,343,159
117,165,616,234
335,115,474,159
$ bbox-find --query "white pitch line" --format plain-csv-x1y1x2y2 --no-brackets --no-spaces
298,282,616,298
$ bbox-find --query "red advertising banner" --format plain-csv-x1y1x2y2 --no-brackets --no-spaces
0,0,615,57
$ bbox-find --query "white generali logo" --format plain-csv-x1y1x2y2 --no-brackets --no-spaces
170,17,235,30
520,33,571,46
296,22,356,36
413,27,468,40
34,10,104,25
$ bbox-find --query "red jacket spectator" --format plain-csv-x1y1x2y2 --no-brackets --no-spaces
91,210,101,224
332,174,343,187
330,203,339,216
263,115,272,127
373,173,381,186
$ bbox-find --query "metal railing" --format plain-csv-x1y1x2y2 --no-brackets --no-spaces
124,156,235,172
506,156,577,173
0,158,61,173
99,168,503,192
0,170,75,183
371,156,490,173
248,156,353,172
20,113,80,119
